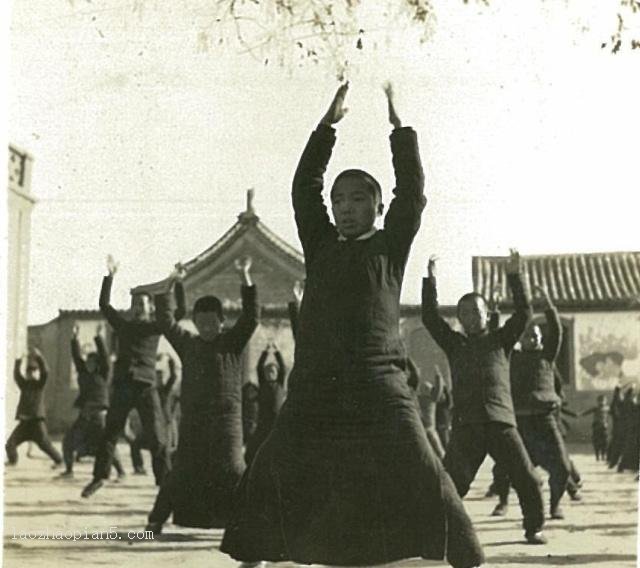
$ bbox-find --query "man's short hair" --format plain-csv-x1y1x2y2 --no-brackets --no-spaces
331,169,382,202
456,292,488,313
193,295,224,320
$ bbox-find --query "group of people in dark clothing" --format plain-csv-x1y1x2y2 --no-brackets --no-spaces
5,82,640,568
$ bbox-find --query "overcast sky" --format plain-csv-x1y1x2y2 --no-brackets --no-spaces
8,0,639,324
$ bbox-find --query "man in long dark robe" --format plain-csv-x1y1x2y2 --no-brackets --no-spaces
145,257,258,533
221,83,484,568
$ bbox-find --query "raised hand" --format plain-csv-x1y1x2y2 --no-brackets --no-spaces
427,255,438,279
28,346,42,358
488,290,502,312
383,82,402,129
234,255,253,286
106,254,119,276
170,262,187,281
320,82,349,126
293,280,304,304
532,284,552,308
506,248,521,275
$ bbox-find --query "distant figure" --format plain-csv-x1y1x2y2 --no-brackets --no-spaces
60,324,124,478
607,386,625,468
616,386,639,473
244,343,287,466
6,348,63,468
579,395,610,461
241,382,259,448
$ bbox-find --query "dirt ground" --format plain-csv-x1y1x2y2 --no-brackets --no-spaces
2,443,638,568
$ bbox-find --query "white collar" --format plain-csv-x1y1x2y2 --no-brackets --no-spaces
338,228,378,242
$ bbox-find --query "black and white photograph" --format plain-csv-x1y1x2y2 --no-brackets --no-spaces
3,1,640,567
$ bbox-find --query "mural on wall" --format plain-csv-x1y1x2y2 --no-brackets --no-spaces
577,326,639,391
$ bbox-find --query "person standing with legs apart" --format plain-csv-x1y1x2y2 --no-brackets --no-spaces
82,256,174,498
422,251,547,544
146,257,259,534
60,324,125,478
6,348,63,468
221,82,484,568
491,286,571,520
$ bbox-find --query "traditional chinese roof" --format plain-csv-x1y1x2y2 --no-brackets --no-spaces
130,190,305,303
473,251,640,310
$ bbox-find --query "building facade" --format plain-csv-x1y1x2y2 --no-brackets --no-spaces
472,252,640,440
6,145,36,434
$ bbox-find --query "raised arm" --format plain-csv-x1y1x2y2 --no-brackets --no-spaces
30,348,49,388
163,356,178,395
155,286,191,356
488,291,502,332
382,83,427,266
421,257,461,355
273,346,287,386
169,263,188,321
497,250,532,354
13,358,26,389
288,280,303,341
94,325,110,378
70,324,87,374
533,285,562,362
256,346,269,385
292,85,347,261
226,257,259,353
173,280,187,322
99,255,125,331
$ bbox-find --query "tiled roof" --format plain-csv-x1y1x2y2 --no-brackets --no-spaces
130,210,304,296
181,213,304,271
473,252,640,310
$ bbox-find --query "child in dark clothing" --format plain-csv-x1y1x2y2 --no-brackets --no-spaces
244,343,287,466
82,256,178,498
60,324,125,478
491,286,570,520
221,83,483,568
6,348,63,467
580,395,610,461
422,252,547,545
146,256,258,534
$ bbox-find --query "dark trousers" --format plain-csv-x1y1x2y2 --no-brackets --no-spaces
62,411,124,475
93,380,170,485
607,421,624,467
592,425,608,461
148,468,177,525
129,437,145,471
444,421,544,533
6,419,62,465
494,414,570,511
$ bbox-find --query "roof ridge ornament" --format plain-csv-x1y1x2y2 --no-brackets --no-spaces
238,188,259,223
